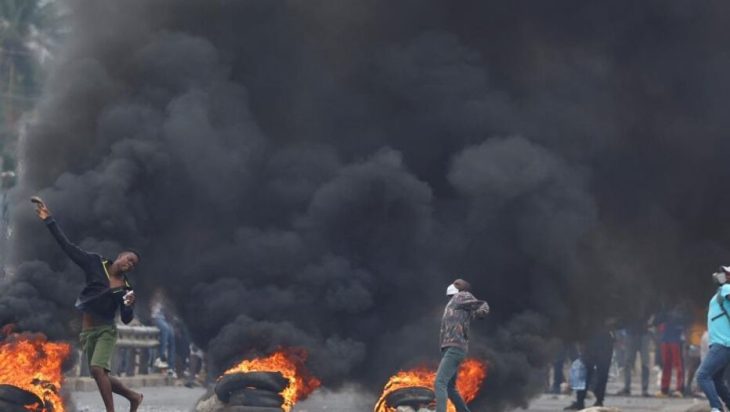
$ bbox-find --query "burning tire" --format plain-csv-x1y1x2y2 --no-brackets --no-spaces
215,372,288,403
385,387,435,408
0,385,44,409
228,388,284,407
0,399,32,412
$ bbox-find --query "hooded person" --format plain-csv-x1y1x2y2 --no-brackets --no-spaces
435,278,490,412
696,266,730,412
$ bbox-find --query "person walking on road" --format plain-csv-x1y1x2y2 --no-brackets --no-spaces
435,278,489,412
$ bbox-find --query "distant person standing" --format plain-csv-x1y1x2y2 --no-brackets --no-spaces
435,279,489,412
564,324,615,410
618,313,652,397
150,288,177,378
685,308,707,396
551,343,577,394
655,305,687,397
697,267,730,412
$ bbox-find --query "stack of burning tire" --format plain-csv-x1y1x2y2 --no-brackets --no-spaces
214,371,289,412
385,387,435,412
0,385,45,412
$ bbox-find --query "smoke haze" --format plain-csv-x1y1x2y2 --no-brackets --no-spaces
3,1,730,409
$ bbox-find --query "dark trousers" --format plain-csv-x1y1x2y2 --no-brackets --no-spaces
577,350,612,408
552,348,567,393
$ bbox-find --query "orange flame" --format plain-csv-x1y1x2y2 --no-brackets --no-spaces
0,333,71,412
374,359,487,412
222,348,321,412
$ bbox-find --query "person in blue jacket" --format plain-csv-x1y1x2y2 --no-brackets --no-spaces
697,267,730,412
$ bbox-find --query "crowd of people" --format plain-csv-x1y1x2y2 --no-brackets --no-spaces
550,302,712,410
29,197,730,412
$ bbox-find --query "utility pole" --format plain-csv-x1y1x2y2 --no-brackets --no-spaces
0,170,13,279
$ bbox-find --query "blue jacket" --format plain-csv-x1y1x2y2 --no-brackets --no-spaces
655,310,686,343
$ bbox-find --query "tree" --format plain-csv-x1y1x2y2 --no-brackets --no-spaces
0,0,60,275
0,0,61,167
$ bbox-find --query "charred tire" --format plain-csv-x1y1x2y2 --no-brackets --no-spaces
215,372,288,403
0,385,43,407
221,406,283,412
0,399,34,412
386,387,435,408
228,388,284,407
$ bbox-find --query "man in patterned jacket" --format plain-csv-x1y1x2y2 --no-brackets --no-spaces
435,278,489,412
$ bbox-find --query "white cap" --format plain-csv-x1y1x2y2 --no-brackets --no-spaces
722,266,730,273
446,284,459,296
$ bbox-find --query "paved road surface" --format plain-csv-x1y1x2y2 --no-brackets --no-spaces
71,386,705,412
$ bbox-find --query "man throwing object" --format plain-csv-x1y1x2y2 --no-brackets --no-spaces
435,278,489,412
33,197,143,412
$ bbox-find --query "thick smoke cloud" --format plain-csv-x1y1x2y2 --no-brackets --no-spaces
3,0,730,410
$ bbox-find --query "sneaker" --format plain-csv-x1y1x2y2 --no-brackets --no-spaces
167,370,178,379
616,388,631,396
593,401,604,407
153,357,169,369
710,409,721,412
655,391,669,398
563,402,583,410
641,391,651,397
670,390,684,398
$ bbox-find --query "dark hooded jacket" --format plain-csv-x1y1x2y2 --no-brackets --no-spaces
44,217,134,324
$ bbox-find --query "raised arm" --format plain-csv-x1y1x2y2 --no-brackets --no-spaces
474,301,490,319
453,292,490,318
33,197,93,268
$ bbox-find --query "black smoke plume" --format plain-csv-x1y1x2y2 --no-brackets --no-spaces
3,0,730,410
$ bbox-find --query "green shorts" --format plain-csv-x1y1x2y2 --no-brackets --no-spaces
80,324,117,371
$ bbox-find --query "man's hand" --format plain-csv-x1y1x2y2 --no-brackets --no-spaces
123,290,136,306
475,302,490,319
31,196,51,220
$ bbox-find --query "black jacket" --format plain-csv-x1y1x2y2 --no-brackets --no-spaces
44,217,134,324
